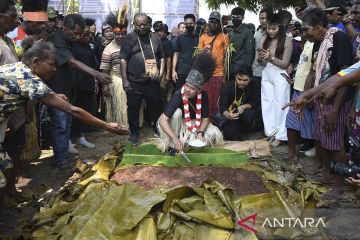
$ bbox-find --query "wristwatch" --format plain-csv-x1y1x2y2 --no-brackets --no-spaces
270,56,275,62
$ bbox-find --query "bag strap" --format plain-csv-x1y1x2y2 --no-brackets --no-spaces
209,33,220,52
137,35,156,61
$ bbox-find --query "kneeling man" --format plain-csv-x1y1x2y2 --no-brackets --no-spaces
158,53,223,153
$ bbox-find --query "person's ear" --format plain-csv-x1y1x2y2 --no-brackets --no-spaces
31,57,40,70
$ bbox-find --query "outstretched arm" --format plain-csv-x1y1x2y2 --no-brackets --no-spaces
39,94,129,135
68,58,111,85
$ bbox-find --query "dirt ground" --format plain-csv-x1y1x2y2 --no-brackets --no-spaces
0,127,359,239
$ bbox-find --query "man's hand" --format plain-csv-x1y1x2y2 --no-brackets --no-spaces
123,80,132,93
224,111,240,120
95,72,111,85
346,174,360,186
237,105,246,114
102,85,110,97
104,122,130,135
172,71,178,82
283,94,308,110
324,110,338,133
172,136,182,152
197,132,205,142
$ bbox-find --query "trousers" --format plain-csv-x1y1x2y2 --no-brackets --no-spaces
127,81,162,134
261,63,290,141
49,108,72,165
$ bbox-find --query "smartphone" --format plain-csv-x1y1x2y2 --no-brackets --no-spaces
281,73,294,84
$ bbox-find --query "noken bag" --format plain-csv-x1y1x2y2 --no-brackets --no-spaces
144,59,159,79
138,36,159,80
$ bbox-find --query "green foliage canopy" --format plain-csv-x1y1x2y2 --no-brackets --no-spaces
204,0,307,12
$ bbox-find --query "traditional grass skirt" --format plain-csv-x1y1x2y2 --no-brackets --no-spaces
104,73,129,127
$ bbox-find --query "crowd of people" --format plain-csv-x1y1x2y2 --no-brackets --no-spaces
1,0,360,205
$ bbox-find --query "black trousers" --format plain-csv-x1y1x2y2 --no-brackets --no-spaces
127,81,162,134
72,90,96,136
221,109,256,140
175,73,188,90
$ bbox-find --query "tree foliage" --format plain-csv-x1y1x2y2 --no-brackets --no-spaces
204,0,307,12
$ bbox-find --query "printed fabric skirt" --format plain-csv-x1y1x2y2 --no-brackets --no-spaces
202,76,224,117
314,100,351,150
285,90,315,139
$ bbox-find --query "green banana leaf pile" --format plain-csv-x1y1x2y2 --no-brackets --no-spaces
30,144,328,239
120,143,249,167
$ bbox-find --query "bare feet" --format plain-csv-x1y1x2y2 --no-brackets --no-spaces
283,154,298,163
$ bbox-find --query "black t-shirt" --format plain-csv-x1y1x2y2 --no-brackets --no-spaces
164,89,209,119
71,42,98,92
219,80,260,115
48,30,75,99
174,32,199,75
162,37,174,58
120,32,165,83
328,31,353,75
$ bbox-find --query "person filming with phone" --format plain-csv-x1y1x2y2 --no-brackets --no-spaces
258,13,293,147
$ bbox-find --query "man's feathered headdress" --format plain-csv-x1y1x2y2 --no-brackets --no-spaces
186,52,216,89
105,3,128,33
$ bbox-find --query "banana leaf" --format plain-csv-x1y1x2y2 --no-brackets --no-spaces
31,143,328,240
120,143,248,167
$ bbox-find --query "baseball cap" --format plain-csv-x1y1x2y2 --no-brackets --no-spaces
196,18,206,25
209,11,221,21
323,0,346,11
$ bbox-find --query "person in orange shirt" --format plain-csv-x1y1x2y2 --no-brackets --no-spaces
198,11,229,116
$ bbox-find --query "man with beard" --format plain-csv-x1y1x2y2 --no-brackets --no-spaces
120,13,165,145
228,7,254,80
198,11,229,117
172,14,199,90
158,52,223,153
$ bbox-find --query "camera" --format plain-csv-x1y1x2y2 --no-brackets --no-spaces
330,161,360,179
331,134,360,179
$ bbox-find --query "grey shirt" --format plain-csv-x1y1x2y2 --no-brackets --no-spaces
252,29,266,77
